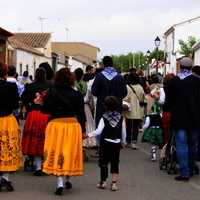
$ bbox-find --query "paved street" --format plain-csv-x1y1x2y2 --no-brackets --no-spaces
1,120,200,200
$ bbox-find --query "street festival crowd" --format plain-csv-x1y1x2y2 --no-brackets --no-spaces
0,55,200,195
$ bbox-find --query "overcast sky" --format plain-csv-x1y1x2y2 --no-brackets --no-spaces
1,0,200,59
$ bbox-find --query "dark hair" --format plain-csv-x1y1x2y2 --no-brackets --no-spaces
151,76,159,84
74,68,84,82
103,56,113,67
163,73,175,86
39,62,54,81
35,67,46,82
192,65,200,76
29,75,33,81
104,96,118,111
94,67,105,75
126,72,140,85
54,68,74,88
86,65,94,72
0,62,8,78
8,65,16,76
130,67,136,73
23,71,29,77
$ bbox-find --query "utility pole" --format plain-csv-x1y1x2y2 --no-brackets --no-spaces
65,27,68,42
39,17,47,32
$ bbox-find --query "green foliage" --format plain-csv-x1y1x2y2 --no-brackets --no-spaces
178,36,198,56
99,50,164,73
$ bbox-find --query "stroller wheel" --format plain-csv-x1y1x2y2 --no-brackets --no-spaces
173,164,178,174
167,164,171,174
194,164,199,175
159,158,166,170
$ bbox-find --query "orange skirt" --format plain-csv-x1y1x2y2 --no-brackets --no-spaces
42,118,83,176
0,114,23,171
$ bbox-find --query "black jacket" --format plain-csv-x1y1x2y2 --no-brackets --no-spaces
41,86,86,133
169,75,200,130
0,79,19,117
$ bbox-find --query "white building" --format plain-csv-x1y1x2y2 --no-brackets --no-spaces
164,16,200,75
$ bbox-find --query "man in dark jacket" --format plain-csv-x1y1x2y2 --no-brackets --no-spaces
92,56,127,127
169,56,200,182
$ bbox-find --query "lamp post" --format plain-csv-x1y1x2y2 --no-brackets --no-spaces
154,36,161,75
146,50,150,76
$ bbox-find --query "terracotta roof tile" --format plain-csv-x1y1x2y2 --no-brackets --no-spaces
10,33,51,48
8,37,44,56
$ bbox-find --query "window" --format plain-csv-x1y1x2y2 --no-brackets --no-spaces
19,63,22,75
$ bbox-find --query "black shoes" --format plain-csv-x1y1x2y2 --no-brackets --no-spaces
34,170,46,176
174,175,189,182
0,178,14,191
34,170,42,176
65,182,72,189
55,187,63,195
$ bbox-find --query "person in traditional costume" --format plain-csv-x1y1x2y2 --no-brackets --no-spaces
40,67,86,196
141,104,163,161
74,68,97,161
0,62,23,191
21,67,54,176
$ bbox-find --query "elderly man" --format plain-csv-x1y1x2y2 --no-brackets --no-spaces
169,57,200,181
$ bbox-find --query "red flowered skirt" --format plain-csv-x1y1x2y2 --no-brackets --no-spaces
161,111,172,144
22,110,50,156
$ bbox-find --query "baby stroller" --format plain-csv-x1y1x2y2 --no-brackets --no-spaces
24,155,35,171
159,131,178,174
159,131,199,175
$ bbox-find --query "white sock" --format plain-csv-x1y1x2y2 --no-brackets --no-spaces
151,146,157,158
2,172,9,181
57,176,64,188
34,155,41,170
65,175,71,183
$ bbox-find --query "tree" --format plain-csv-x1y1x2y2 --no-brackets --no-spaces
99,50,164,73
178,36,199,57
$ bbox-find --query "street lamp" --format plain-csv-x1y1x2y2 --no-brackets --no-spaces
146,50,150,76
154,36,161,75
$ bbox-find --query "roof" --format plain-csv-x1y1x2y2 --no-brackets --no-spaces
8,37,44,56
192,41,200,51
164,16,200,36
52,42,100,61
0,27,14,39
10,33,51,48
71,54,94,65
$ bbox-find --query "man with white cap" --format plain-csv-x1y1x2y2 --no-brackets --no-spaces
169,56,200,182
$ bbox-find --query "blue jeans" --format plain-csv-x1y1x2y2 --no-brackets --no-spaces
174,129,199,177
126,118,140,144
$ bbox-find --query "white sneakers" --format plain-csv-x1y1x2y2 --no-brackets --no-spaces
97,181,107,189
110,183,117,191
97,181,117,191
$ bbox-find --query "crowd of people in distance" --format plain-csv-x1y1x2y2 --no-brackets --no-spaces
0,55,200,196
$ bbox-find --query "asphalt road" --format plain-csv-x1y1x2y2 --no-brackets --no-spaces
1,120,200,200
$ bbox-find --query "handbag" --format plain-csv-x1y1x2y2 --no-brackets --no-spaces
128,84,147,107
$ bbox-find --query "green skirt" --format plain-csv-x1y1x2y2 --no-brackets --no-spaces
141,127,163,144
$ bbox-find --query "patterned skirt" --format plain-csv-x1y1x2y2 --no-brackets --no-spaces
141,127,163,145
42,118,83,176
161,111,172,144
22,110,50,156
0,114,23,171
83,103,98,147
